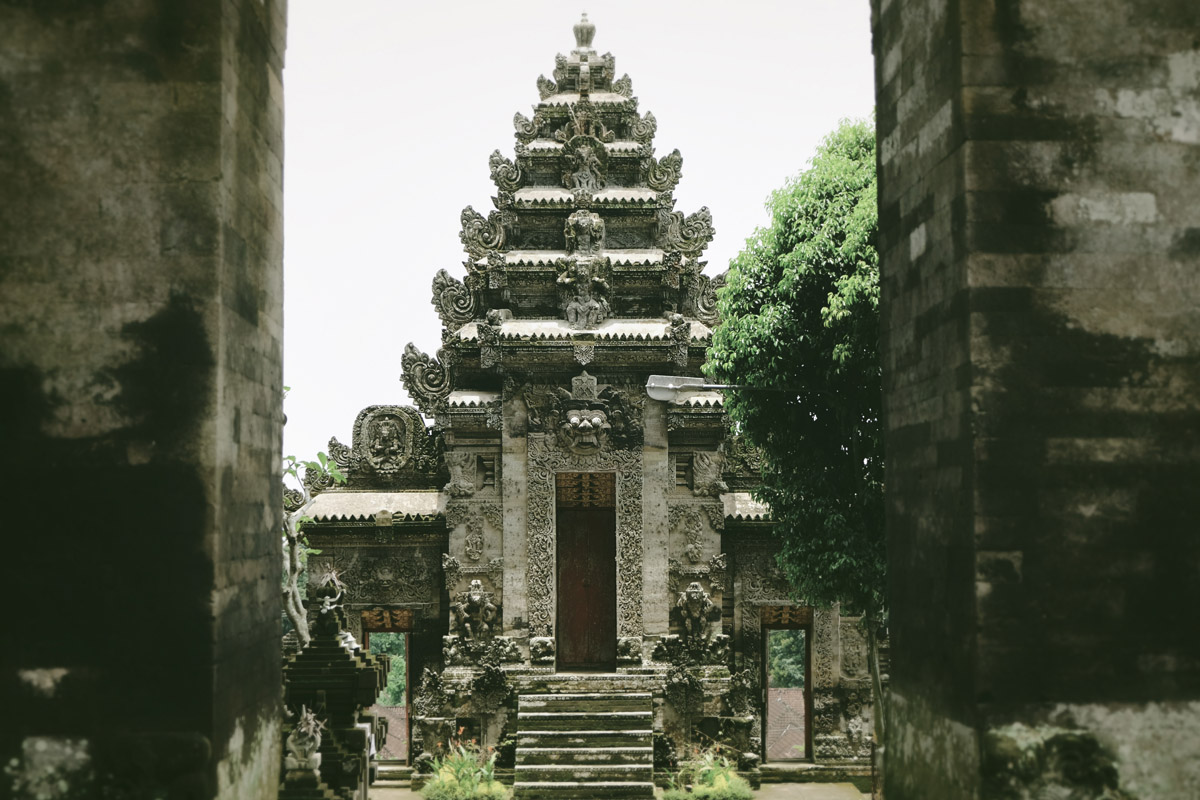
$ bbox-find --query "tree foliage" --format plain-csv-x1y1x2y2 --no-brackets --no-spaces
704,118,883,619
369,632,408,706
767,629,806,689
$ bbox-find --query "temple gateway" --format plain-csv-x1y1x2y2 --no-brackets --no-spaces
296,16,876,795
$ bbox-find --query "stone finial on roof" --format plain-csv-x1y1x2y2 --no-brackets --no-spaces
574,13,595,50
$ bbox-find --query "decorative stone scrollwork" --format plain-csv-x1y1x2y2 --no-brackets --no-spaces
631,111,657,144
302,465,335,496
442,554,462,592
739,549,792,604
513,111,546,143
725,435,765,477
670,505,705,563
536,75,557,100
488,150,522,193
703,504,726,532
449,579,500,640
692,450,728,497
612,73,633,98
646,149,683,192
401,343,452,418
283,484,305,514
529,636,556,663
684,269,725,327
656,206,715,257
485,399,504,431
459,206,513,260
668,313,691,369
574,343,595,365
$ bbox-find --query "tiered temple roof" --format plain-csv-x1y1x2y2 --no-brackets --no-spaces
403,14,726,418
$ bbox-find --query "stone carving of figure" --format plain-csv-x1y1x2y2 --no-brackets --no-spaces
451,579,499,640
370,418,403,467
565,280,610,329
677,581,715,644
566,143,604,193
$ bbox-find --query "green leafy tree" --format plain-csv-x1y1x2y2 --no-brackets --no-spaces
767,629,806,689
369,633,408,706
704,118,885,732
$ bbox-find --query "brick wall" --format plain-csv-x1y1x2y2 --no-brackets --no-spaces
873,0,1200,796
0,1,286,797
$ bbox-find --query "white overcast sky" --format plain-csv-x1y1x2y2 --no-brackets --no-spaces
282,1,876,462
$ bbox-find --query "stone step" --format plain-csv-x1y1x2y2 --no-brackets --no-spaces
513,781,657,800
516,730,653,749
515,764,653,783
517,711,651,731
517,747,653,765
519,692,652,712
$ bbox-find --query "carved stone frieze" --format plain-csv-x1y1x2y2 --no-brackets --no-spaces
328,547,435,604
656,206,715,257
526,432,643,638
738,549,792,605
401,343,451,418
573,343,595,365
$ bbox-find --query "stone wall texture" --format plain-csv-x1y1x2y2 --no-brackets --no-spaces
0,1,287,798
873,0,1200,797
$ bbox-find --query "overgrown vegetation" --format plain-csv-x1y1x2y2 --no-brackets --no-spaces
663,749,753,800
420,738,509,800
767,628,806,689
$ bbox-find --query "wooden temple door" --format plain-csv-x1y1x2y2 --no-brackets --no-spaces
555,472,617,671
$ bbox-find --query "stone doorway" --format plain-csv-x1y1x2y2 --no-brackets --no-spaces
762,607,813,762
362,609,414,764
555,472,617,670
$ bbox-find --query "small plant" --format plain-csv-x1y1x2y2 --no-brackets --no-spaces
421,734,510,800
662,746,753,800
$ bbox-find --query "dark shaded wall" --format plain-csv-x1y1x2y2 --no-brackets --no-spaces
872,0,1200,797
0,1,287,797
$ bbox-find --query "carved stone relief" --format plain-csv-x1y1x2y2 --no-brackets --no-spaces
325,548,436,605
692,450,728,497
450,579,500,640
669,505,705,563
525,415,644,638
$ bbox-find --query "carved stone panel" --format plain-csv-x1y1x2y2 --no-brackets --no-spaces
526,433,644,638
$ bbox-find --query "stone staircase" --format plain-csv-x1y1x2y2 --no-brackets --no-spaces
514,692,655,799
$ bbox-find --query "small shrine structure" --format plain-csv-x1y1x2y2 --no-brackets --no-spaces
299,16,876,792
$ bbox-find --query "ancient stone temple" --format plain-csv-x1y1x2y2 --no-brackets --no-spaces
299,16,875,792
